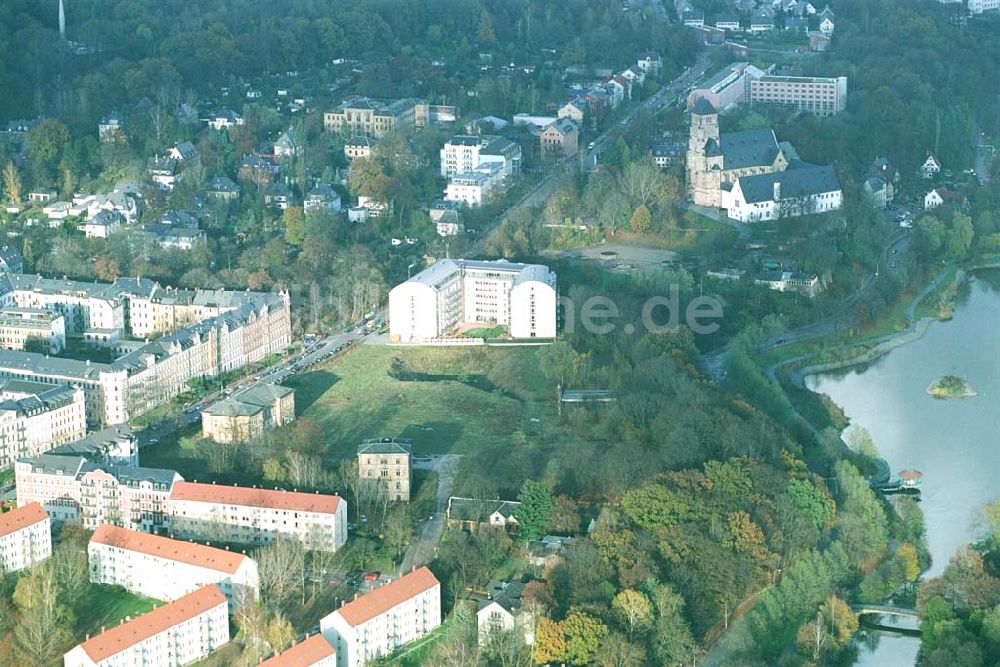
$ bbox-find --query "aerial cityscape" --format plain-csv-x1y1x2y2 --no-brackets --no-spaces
0,0,998,665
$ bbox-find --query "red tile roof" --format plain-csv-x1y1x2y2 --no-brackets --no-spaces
91,524,249,575
76,584,227,662
170,482,342,514
0,502,48,538
334,567,439,627
258,633,335,666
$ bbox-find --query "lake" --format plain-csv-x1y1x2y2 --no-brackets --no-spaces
806,270,1000,666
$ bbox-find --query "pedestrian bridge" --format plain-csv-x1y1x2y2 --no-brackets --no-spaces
851,604,920,620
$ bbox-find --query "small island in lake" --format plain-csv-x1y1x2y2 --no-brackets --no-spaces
927,375,977,399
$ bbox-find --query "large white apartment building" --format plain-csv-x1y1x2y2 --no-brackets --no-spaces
969,0,1000,13
15,454,181,531
63,584,230,667
168,482,348,552
259,633,337,667
747,75,848,116
440,135,522,180
0,307,66,353
0,502,51,573
443,162,506,207
0,380,86,469
89,524,259,605
321,566,441,667
388,259,557,342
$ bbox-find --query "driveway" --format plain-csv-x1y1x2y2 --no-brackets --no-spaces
399,454,462,573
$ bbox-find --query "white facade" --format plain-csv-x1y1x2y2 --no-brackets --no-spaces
388,259,557,342
726,172,843,223
925,189,945,210
0,381,87,468
88,524,259,605
63,584,230,667
321,567,441,667
168,482,348,552
0,502,51,573
0,307,66,353
969,0,1000,14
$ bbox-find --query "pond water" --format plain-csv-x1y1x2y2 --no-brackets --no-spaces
807,270,1000,666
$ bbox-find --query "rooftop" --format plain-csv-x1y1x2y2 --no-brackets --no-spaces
0,502,48,538
332,567,439,627
258,633,336,666
202,383,293,418
170,481,342,514
358,438,413,456
91,524,249,574
73,585,226,662
719,128,781,170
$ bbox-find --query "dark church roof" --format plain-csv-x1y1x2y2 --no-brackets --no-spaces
719,128,780,170
737,162,840,203
691,97,718,115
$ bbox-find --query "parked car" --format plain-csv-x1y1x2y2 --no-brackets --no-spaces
363,571,381,581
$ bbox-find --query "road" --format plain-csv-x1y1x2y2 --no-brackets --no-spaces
399,454,462,573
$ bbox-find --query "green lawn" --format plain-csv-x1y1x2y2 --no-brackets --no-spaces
74,584,160,638
287,345,557,459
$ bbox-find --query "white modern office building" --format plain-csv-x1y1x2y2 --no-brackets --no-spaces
388,259,557,342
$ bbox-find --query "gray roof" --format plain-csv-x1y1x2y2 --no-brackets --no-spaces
478,581,525,614
202,383,293,418
405,259,554,290
448,497,520,522
737,162,840,203
0,380,78,415
48,425,134,461
720,128,781,170
358,438,413,456
691,97,717,116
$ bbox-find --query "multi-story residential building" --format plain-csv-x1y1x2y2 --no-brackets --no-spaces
320,566,441,667
443,162,505,207
747,75,848,116
0,380,86,468
88,524,259,605
323,97,456,138
969,0,1000,14
388,259,557,342
259,634,337,667
726,163,843,222
63,584,230,667
47,424,138,467
15,454,181,531
440,136,522,181
0,502,51,572
304,184,343,215
168,482,348,551
201,384,295,444
357,438,412,502
0,307,66,353
98,112,123,143
539,118,579,158
344,136,374,161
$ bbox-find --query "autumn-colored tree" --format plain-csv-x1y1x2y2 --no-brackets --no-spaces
629,205,652,234
3,161,22,203
612,589,654,637
895,543,921,583
282,206,306,245
94,256,120,282
532,618,567,664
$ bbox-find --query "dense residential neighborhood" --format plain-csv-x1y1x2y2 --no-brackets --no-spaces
0,0,998,665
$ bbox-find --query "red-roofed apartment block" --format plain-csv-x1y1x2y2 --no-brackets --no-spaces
0,502,51,572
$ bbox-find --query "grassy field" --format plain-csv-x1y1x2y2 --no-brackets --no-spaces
74,585,160,638
286,345,558,460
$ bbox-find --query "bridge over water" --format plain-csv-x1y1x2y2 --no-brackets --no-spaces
851,604,921,638
850,604,920,620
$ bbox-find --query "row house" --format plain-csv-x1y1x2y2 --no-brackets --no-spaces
88,524,259,605
168,482,348,552
259,634,337,667
63,584,230,667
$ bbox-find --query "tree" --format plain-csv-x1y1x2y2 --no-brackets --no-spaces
612,589,654,637
514,479,554,541
594,631,647,667
3,161,22,204
532,617,567,664
476,11,496,46
94,256,121,282
283,206,306,245
256,539,305,608
538,342,579,386
384,505,414,563
12,565,75,666
648,582,697,666
563,610,608,664
629,205,653,234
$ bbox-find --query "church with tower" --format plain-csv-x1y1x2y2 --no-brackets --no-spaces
685,98,842,222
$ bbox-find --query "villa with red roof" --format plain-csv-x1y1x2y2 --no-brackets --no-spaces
168,481,348,552
320,566,441,667
89,524,259,605
0,502,51,572
258,633,337,666
63,584,230,667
